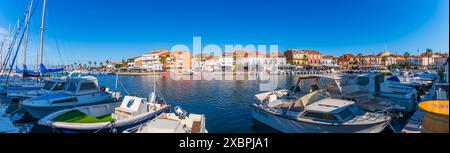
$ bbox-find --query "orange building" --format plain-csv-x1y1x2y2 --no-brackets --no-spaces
303,50,322,65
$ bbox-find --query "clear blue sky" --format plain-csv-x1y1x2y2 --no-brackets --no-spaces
0,0,448,66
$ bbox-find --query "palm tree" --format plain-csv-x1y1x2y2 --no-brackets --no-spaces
303,55,308,65
426,48,433,66
93,61,97,68
100,62,103,67
403,52,411,69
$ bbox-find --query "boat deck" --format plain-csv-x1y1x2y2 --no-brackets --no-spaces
191,121,201,133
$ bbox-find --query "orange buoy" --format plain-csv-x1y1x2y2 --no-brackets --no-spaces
419,100,449,133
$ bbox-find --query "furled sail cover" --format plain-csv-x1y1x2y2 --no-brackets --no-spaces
22,65,39,77
15,66,23,73
39,64,63,73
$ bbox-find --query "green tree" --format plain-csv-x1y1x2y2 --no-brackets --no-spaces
93,61,97,68
303,55,308,65
426,48,433,66
88,61,92,68
403,52,411,69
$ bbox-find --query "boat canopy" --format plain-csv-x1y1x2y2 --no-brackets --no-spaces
40,64,64,73
16,65,40,77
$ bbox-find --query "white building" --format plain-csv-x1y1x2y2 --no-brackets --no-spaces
321,56,335,66
142,50,169,71
409,55,434,67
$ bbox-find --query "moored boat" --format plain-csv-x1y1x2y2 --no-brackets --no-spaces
125,106,207,133
22,76,121,119
38,95,169,133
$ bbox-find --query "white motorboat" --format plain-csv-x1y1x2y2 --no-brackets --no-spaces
22,76,121,119
38,95,169,133
252,89,391,133
342,73,418,111
125,106,207,133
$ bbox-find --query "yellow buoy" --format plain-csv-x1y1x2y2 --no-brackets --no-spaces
419,100,449,133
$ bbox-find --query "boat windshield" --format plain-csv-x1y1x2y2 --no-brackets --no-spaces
337,107,354,121
302,111,339,122
43,82,55,90
66,81,78,93
306,91,331,106
53,82,66,91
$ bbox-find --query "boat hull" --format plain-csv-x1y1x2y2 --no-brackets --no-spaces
251,106,389,133
23,100,116,119
44,106,169,133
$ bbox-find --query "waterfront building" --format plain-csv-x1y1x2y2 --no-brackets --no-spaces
284,49,308,66
127,56,142,68
167,51,192,72
342,54,357,67
433,52,449,67
203,56,220,72
321,56,335,67
142,50,170,71
409,54,434,67
303,50,322,66
266,52,286,65
336,57,349,67
377,51,397,67
393,54,406,66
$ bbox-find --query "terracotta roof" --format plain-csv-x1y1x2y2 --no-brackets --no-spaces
303,50,321,55
322,56,334,60
266,52,285,58
145,49,169,55
205,56,219,60
343,54,355,57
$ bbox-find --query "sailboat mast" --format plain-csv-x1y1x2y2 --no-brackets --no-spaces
23,0,34,67
0,41,4,68
38,0,47,74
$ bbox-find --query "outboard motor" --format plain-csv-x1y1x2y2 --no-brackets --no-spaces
174,106,189,119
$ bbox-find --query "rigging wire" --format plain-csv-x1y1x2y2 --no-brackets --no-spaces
48,0,64,67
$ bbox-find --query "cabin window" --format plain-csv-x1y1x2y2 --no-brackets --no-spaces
302,112,338,121
43,82,56,90
79,82,98,91
337,107,354,120
66,82,78,93
52,98,78,104
53,82,66,91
